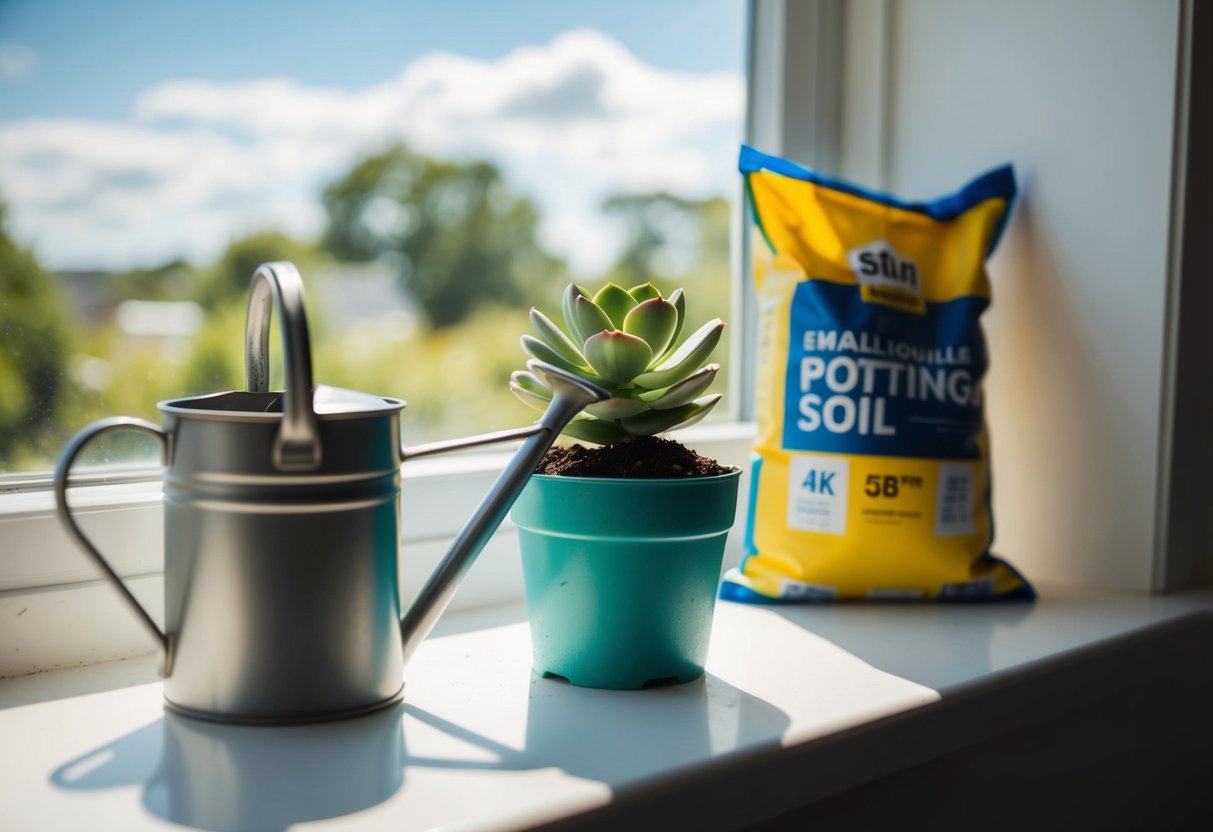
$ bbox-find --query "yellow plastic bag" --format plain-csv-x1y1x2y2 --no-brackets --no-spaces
722,147,1033,602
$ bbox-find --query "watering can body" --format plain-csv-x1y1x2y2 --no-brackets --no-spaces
159,392,408,722
53,262,607,724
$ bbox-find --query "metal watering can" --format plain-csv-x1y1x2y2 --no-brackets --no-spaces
53,262,608,724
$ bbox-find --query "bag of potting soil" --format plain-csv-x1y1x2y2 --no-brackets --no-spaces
722,146,1033,602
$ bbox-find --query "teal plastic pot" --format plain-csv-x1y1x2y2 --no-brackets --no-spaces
511,470,741,690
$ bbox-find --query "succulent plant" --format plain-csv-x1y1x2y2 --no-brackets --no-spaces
511,282,724,444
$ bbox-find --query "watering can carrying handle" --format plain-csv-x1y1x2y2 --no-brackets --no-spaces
245,261,323,471
53,417,172,672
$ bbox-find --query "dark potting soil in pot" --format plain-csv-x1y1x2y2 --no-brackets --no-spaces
535,436,735,479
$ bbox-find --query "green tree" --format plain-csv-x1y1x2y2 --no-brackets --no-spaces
599,192,734,406
174,231,322,403
0,201,72,469
198,230,321,306
108,259,200,302
602,192,730,289
600,192,732,321
322,145,562,328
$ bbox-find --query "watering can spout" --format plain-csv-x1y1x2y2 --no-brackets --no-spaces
398,363,608,664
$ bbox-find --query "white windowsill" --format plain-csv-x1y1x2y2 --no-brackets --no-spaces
5,419,1210,828
1,582,1211,831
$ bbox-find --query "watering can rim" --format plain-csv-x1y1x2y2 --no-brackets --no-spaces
156,386,407,422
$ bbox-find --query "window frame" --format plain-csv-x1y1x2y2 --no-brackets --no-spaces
0,0,767,665
0,6,768,677
12,0,1203,677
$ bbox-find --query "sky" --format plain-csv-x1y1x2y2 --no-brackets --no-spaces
0,0,747,275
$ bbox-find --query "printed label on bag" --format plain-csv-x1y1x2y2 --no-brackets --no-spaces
867,588,927,600
938,578,996,599
787,454,849,534
780,579,838,601
934,462,977,536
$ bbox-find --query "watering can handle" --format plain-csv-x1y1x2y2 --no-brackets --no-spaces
53,417,173,673
245,261,323,471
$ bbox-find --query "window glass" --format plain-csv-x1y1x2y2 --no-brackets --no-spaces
0,0,745,475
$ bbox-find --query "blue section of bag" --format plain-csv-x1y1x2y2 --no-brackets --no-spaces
782,280,989,460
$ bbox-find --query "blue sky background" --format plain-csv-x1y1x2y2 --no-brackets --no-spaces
0,0,746,121
0,0,747,273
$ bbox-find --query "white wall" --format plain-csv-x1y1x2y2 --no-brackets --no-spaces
868,0,1182,592
756,0,1195,592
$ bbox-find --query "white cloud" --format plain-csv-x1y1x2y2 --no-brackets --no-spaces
0,29,744,274
0,42,36,81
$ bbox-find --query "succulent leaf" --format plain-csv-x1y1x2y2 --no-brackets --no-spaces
654,288,687,363
509,379,553,413
670,394,723,431
621,394,722,436
583,331,653,384
530,308,586,367
561,282,585,323
622,297,679,359
586,396,650,420
567,295,615,344
627,283,662,303
640,363,719,409
516,282,724,443
521,335,595,378
561,284,590,341
511,370,551,398
562,416,632,445
592,283,638,329
634,319,724,390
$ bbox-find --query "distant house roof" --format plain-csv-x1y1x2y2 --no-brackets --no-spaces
55,272,113,325
314,261,419,329
116,300,203,338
